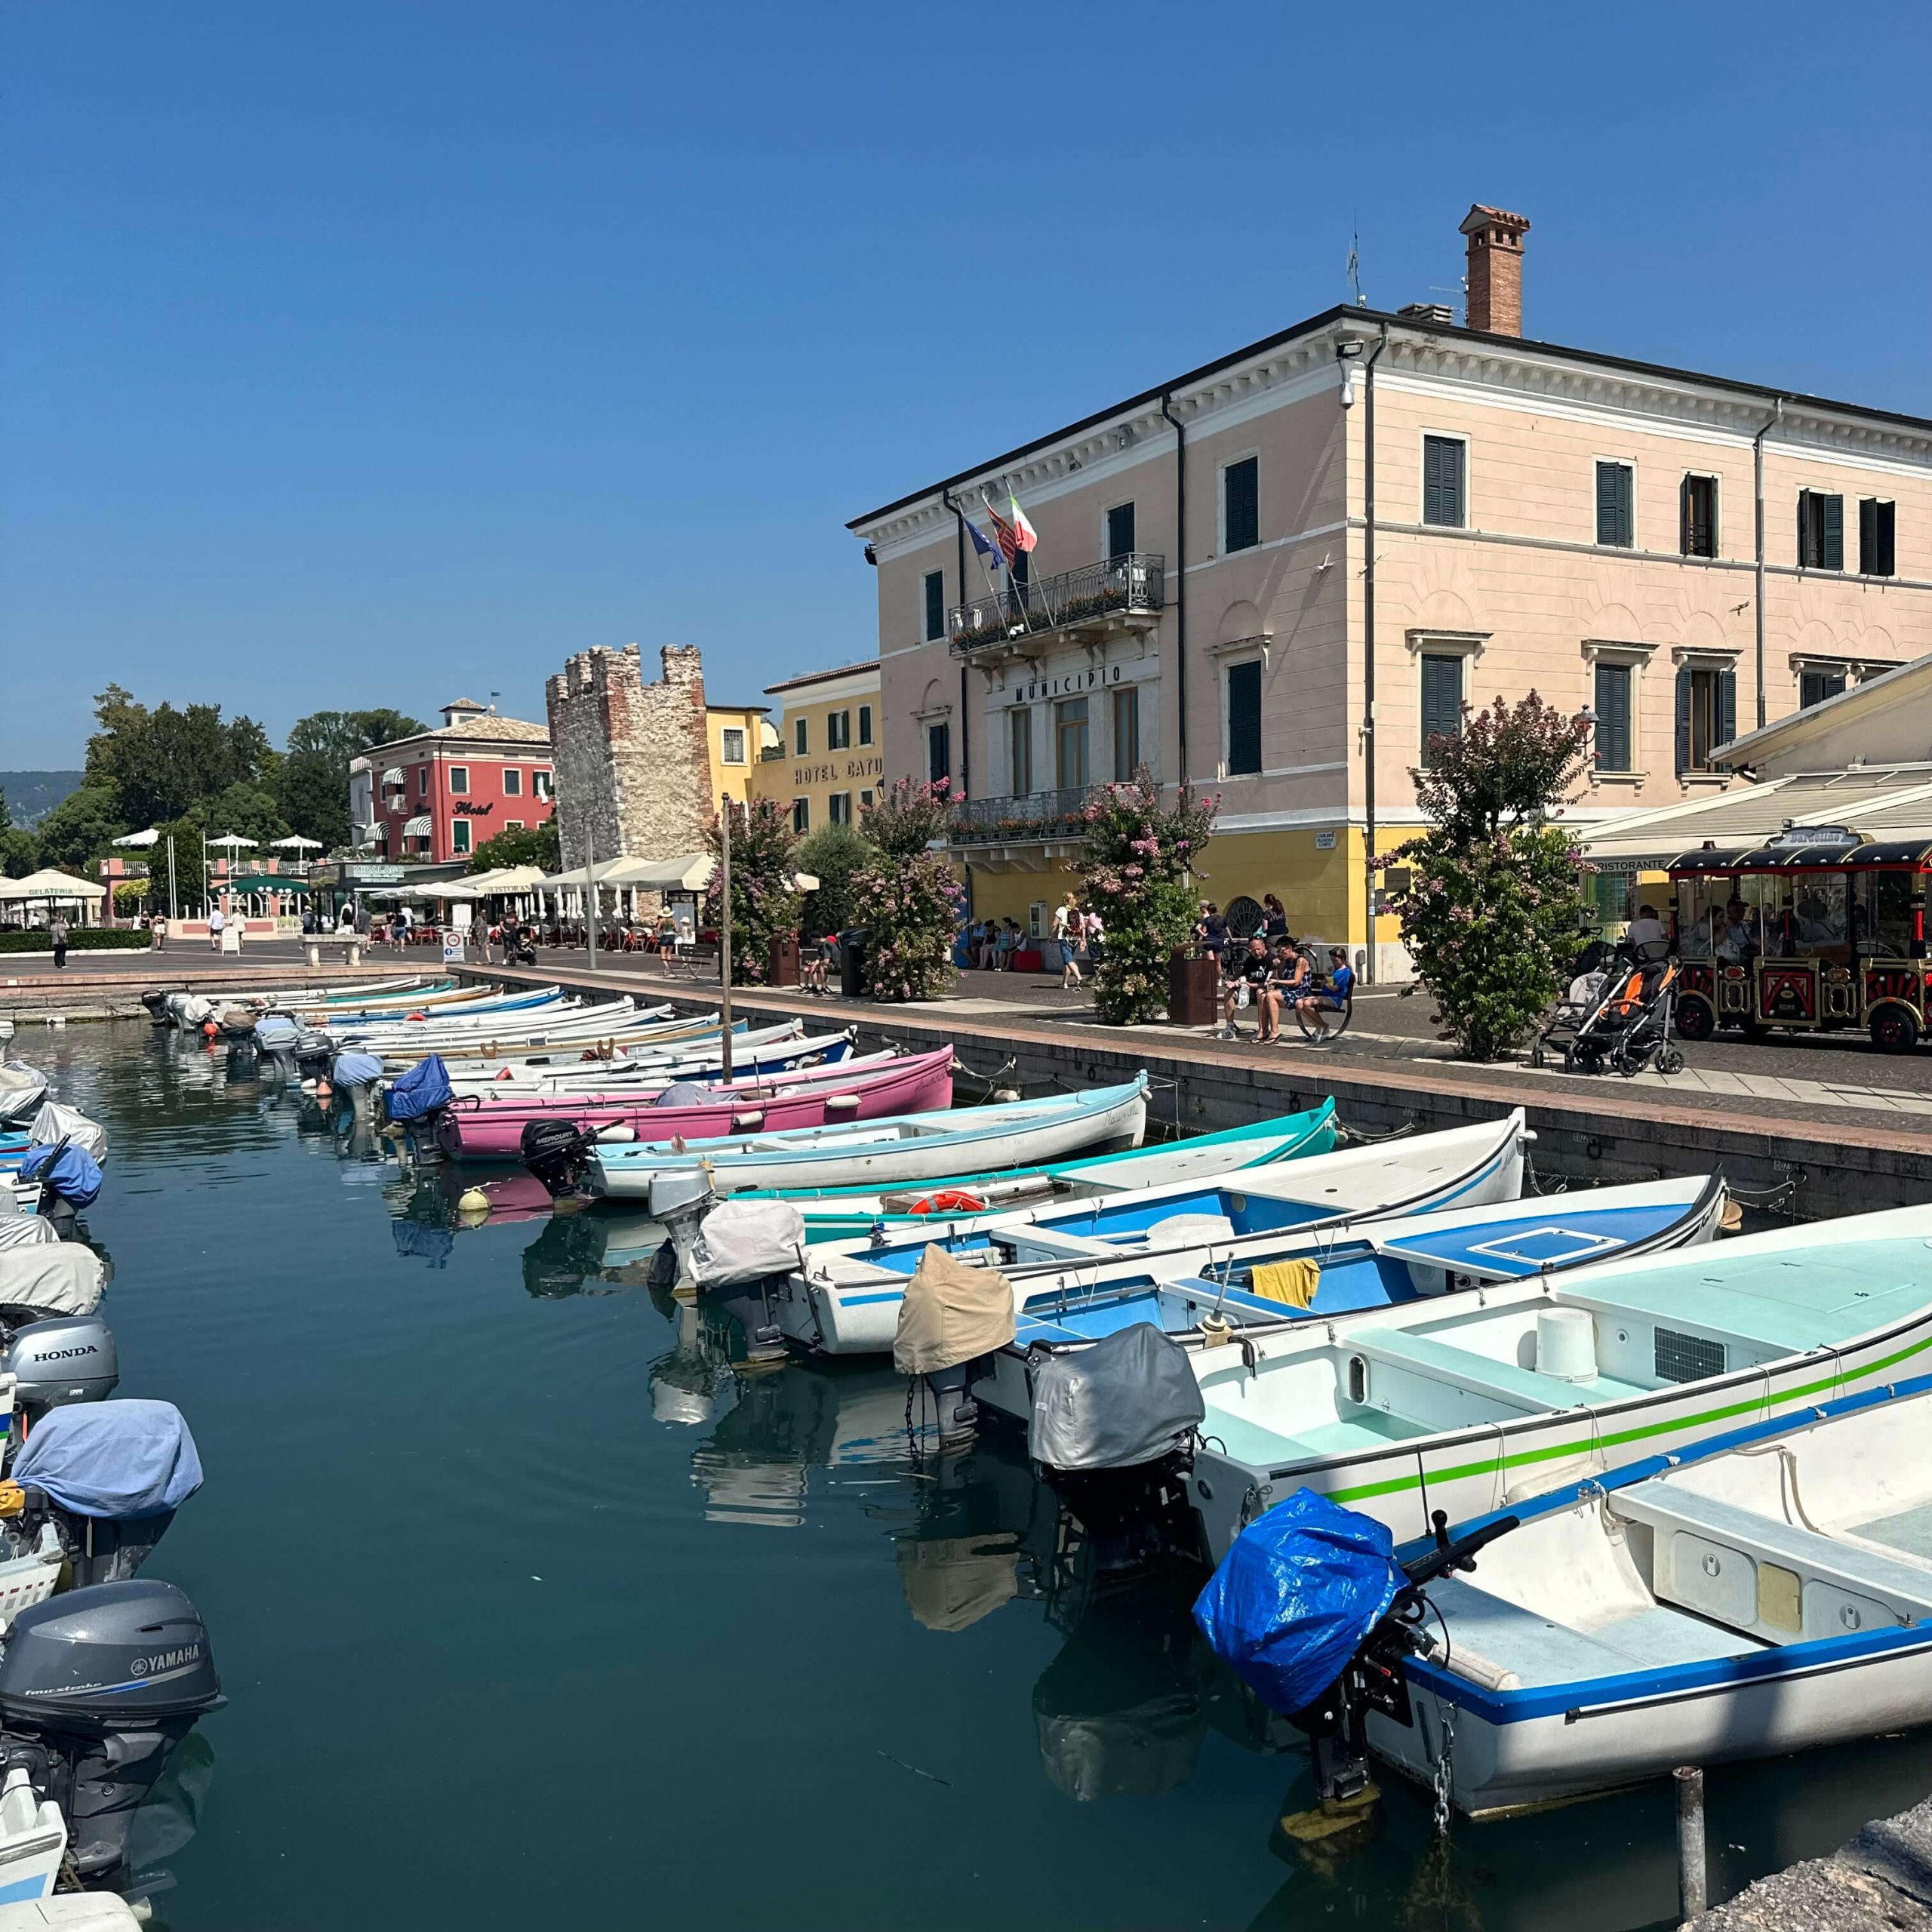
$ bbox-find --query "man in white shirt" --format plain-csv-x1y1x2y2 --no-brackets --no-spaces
207,906,224,952
1625,904,1669,954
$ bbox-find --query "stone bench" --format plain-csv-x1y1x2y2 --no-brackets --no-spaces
304,934,365,968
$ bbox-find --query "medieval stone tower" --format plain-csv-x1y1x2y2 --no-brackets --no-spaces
544,643,712,870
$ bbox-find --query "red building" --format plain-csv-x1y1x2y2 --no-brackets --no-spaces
351,699,555,866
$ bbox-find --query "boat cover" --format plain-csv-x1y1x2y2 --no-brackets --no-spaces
653,1081,732,1109
1029,1324,1205,1473
386,1055,453,1122
0,1217,58,1251
13,1399,204,1520
1192,1488,1404,1715
177,995,213,1026
0,1067,48,1122
0,1244,106,1315
25,1104,107,1164
691,1202,807,1289
18,1143,103,1211
254,1014,300,1046
331,1052,386,1089
893,1244,1015,1376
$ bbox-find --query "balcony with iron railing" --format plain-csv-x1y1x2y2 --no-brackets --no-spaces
949,552,1164,662
950,786,1094,854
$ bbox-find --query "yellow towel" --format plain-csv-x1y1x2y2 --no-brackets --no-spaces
1247,1258,1320,1309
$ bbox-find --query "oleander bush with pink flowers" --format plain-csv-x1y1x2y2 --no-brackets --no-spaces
855,779,964,1001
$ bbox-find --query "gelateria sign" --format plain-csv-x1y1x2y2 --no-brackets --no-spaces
1001,665,1125,706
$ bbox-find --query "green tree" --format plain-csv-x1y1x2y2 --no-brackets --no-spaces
0,791,29,882
1072,770,1219,1025
1380,693,1595,1061
793,820,876,940
854,780,964,1001
84,685,272,828
276,709,426,849
32,783,128,876
704,798,801,986
158,817,204,908
467,819,560,874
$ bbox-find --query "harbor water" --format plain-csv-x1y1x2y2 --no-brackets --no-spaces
36,1022,1932,1930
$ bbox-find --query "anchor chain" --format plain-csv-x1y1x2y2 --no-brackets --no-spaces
1431,1703,1457,1838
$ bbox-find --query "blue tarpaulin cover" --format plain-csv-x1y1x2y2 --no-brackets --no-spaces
254,1014,299,1044
392,1219,454,1266
14,1399,204,1519
386,1055,453,1121
1192,1487,1404,1715
19,1142,103,1209
331,1052,385,1089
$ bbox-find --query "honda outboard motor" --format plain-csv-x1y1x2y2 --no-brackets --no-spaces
0,1580,222,1881
520,1118,595,1198
140,990,171,1026
1029,1325,1205,1571
3,1318,120,1415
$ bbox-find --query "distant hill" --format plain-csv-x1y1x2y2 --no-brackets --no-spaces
0,771,85,829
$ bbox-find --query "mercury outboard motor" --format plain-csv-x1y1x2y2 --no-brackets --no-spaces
520,1118,596,1198
0,1580,222,1881
1028,1326,1206,1572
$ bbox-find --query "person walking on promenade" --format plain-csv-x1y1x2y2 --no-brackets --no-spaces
149,912,168,952
206,905,224,952
49,914,69,969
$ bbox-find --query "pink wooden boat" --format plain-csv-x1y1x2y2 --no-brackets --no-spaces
436,1046,955,1161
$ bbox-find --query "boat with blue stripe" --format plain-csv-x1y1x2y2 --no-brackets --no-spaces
782,1113,1537,1356
1361,1358,1932,1814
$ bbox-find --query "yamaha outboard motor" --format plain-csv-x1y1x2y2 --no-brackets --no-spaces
0,1580,222,1881
1028,1325,1205,1571
520,1118,595,1198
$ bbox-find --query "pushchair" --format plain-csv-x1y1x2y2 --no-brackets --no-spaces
1531,937,1684,1077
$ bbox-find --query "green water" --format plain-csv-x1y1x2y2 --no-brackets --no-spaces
24,1023,1932,1929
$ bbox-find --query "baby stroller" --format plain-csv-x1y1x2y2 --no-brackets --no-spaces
1531,937,1684,1077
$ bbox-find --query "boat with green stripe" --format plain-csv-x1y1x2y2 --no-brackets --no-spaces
1168,1204,1932,1564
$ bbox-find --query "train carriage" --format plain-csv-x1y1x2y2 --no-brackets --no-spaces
1668,825,1932,1052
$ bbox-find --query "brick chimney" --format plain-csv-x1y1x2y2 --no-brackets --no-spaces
1460,205,1530,336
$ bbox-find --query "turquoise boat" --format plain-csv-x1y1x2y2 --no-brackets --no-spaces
728,1099,1338,1243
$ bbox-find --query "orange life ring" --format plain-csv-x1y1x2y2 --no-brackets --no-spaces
405,1012,427,1022
906,1189,989,1216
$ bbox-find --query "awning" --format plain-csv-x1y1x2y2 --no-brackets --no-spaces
382,768,405,786
401,815,433,838
0,869,107,902
459,865,549,894
220,875,311,892
601,854,715,891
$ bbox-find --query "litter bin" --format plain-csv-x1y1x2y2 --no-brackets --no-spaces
1168,947,1220,1027
839,928,869,998
767,934,800,987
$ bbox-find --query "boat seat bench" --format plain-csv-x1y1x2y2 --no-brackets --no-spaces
1611,1479,1932,1641
1353,1327,1626,1417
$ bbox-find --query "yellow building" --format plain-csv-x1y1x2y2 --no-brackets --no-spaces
706,702,780,808
756,662,884,837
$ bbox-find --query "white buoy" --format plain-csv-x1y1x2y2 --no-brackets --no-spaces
1535,1306,1598,1382
457,1188,491,1215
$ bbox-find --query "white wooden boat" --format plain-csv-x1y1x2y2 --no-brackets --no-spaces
437,1020,827,1088
789,1113,1531,1357
1361,1363,1932,1814
1175,1203,1932,1567
589,1078,1153,1208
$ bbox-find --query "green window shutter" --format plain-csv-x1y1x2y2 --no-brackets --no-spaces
1423,437,1465,528
1596,463,1632,546
1715,669,1737,763
1675,666,1693,774
1798,491,1814,568
1881,501,1897,577
1420,654,1463,763
1860,499,1878,575
924,571,945,641
1223,460,1259,552
1680,476,1693,555
1226,661,1262,774
1593,663,1631,771
1822,495,1844,571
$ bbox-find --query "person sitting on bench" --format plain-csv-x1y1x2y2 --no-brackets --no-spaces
1294,948,1355,1032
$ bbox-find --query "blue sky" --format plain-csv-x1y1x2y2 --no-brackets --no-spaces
5,1,1927,768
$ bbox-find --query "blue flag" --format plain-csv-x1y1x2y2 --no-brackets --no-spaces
964,515,1000,565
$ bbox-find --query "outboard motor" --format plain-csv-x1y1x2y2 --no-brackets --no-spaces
1028,1325,1205,1571
140,990,171,1026
0,1579,222,1881
520,1118,596,1198
10,1400,203,1589
688,1201,808,1361
1195,1491,1518,1811
383,1054,454,1159
18,1140,102,1243
893,1244,1017,1449
652,1174,719,1287
0,1246,115,1414
293,1026,336,1072
328,1051,386,1129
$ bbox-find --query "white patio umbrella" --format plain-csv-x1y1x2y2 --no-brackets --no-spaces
112,827,177,920
269,835,323,851
207,833,257,850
